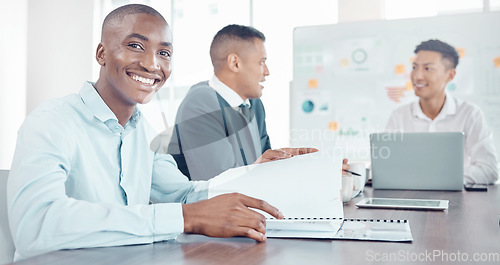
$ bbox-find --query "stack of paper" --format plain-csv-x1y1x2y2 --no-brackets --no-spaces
209,152,345,236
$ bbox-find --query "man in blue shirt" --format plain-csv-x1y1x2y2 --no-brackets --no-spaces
7,4,283,260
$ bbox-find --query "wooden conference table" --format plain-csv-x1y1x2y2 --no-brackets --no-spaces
9,185,500,265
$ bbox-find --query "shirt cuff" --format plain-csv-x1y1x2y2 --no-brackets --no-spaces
154,203,184,235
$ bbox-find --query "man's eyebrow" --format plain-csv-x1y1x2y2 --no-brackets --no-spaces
160,42,173,48
126,33,148,41
413,62,435,65
125,33,172,48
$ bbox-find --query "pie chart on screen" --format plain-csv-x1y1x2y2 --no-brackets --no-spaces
302,100,314,113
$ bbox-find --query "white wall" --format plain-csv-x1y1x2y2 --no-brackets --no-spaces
0,0,27,169
0,0,95,169
27,0,95,114
338,0,384,22
254,0,339,149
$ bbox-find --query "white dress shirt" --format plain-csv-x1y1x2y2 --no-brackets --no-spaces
209,75,252,109
386,95,498,184
8,82,209,260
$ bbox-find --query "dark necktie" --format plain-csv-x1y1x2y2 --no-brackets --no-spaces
239,103,253,122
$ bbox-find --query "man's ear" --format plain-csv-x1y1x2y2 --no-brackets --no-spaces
446,68,456,83
96,43,105,66
226,53,239,73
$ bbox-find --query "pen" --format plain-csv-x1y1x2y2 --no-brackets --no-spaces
343,169,361,176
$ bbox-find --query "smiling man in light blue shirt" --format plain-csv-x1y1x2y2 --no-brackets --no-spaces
7,4,282,260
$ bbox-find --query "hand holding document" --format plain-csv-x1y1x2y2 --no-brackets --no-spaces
209,152,345,237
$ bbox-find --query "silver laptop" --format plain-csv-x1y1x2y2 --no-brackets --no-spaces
370,132,464,191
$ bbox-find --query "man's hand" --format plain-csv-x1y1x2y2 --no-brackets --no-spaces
254,149,292,164
254,147,319,164
342,158,350,172
280,147,319,156
182,193,284,242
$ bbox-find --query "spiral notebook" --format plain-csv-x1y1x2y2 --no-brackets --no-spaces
208,152,412,242
266,219,413,242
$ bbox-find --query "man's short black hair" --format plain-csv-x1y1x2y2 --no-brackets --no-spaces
102,4,166,37
212,24,265,42
414,39,459,69
209,24,266,68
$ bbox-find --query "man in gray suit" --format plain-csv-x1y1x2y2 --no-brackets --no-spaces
168,25,316,180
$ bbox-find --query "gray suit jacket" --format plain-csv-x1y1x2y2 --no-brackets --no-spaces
168,81,271,180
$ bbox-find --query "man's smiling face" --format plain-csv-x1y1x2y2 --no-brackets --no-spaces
411,50,455,101
96,13,173,105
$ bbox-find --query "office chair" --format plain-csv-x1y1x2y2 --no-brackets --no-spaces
0,170,15,264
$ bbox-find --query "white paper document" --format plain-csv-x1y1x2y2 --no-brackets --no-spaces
208,152,344,237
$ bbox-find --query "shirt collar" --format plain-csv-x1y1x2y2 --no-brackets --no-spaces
209,75,251,108
79,81,141,131
442,93,456,115
412,93,456,121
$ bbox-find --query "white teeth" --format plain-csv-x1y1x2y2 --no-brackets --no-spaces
132,74,155,85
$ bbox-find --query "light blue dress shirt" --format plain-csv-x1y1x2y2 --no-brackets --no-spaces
7,82,209,260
